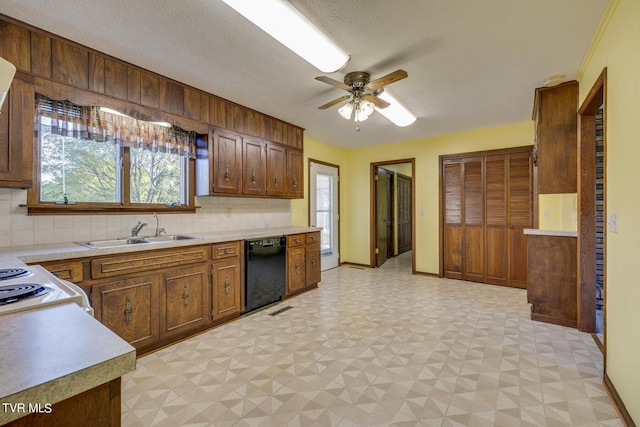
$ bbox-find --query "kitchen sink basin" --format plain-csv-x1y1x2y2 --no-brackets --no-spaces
142,235,197,242
78,235,196,248
79,238,149,248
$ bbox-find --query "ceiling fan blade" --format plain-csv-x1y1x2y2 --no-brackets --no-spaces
363,94,390,109
318,94,351,109
366,69,408,91
315,76,351,91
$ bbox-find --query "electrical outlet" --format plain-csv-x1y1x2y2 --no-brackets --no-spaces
608,213,619,233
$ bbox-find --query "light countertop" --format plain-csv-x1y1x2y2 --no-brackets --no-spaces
0,303,136,424
0,226,321,266
523,229,577,237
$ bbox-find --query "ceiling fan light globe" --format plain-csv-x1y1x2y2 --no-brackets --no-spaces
338,102,353,120
360,100,375,117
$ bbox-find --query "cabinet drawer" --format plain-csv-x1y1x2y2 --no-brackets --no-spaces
305,232,320,245
38,260,83,282
212,241,241,259
91,246,210,279
288,233,305,247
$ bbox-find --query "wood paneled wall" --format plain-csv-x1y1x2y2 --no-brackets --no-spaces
0,16,303,149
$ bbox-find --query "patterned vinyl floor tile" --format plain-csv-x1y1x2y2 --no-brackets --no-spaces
121,252,623,427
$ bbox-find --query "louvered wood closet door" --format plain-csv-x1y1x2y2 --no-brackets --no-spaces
441,148,532,288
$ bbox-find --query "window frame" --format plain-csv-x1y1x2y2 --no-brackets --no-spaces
26,88,199,215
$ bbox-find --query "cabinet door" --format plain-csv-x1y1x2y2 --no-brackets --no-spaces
92,274,161,349
0,78,34,188
286,148,303,198
212,259,241,319
305,243,321,286
508,152,532,288
287,246,306,294
485,154,507,285
213,129,242,194
242,137,266,196
442,161,463,279
161,264,210,338
266,143,286,196
463,158,485,282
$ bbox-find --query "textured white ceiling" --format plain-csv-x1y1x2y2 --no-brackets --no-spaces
0,0,608,148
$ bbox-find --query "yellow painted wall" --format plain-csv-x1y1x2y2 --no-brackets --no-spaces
578,0,640,421
341,121,534,272
538,193,577,231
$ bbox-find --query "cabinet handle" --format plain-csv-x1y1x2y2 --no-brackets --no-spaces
293,176,298,188
312,257,317,267
124,297,133,325
295,260,300,271
225,247,232,254
224,276,230,295
274,173,279,185
224,165,231,182
251,169,257,184
182,285,190,307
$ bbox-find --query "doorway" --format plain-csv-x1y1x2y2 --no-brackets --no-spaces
578,68,607,347
370,159,415,271
309,160,339,271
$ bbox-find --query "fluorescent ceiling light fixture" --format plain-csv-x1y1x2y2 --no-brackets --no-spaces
376,90,416,127
221,0,350,73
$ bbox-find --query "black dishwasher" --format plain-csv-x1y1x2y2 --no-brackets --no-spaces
244,236,286,313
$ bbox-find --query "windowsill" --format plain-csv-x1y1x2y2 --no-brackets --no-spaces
23,204,198,215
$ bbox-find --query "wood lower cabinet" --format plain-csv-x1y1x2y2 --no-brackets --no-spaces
526,233,577,327
161,264,211,338
286,232,321,297
211,240,242,319
212,259,241,319
92,274,161,349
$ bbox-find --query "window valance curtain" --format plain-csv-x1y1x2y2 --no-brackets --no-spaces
35,93,196,158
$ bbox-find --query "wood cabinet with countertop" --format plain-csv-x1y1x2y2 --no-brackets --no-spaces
286,231,321,297
525,230,578,328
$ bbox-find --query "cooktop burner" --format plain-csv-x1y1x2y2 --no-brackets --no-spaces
0,283,50,305
0,268,31,281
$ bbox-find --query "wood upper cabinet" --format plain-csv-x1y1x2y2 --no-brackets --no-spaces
533,81,578,194
161,264,211,338
243,137,266,196
0,78,34,188
286,148,303,198
266,143,286,197
92,274,161,349
441,147,532,288
212,129,242,194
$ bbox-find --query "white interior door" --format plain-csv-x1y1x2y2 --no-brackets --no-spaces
310,162,339,270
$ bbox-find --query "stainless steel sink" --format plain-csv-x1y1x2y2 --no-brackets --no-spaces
78,235,196,248
78,238,150,248
143,235,197,242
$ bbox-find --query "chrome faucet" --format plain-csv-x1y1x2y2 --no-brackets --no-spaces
131,221,147,237
153,213,166,237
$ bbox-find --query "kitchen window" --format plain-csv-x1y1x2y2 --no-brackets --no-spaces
28,94,196,214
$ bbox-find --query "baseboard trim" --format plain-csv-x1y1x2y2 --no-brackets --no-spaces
339,262,370,269
413,270,439,277
604,372,636,427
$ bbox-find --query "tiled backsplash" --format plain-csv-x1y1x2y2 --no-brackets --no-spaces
0,188,291,248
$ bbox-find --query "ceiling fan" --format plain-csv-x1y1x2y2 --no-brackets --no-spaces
315,69,408,131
